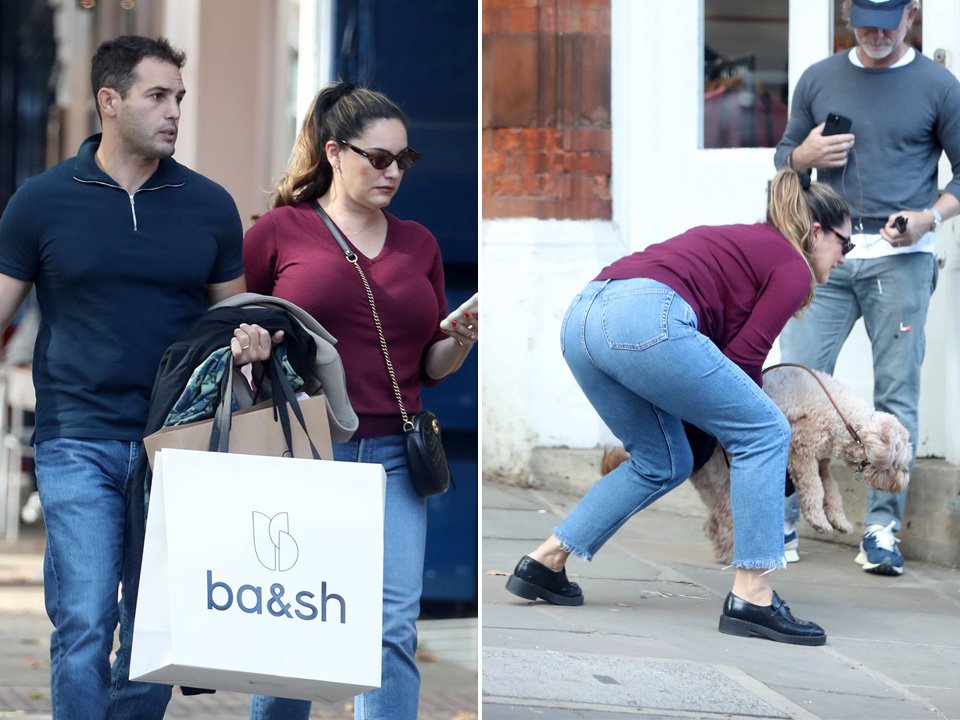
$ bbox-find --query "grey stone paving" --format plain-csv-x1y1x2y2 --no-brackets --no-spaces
483,480,960,720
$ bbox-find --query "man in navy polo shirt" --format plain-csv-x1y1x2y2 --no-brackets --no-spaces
0,36,273,719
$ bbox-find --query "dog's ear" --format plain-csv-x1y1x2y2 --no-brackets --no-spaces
861,413,912,471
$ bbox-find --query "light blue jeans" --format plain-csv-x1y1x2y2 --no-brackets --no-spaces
34,438,172,720
557,279,789,568
780,254,937,531
250,434,427,720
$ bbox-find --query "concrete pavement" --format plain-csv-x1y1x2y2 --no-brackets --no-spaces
0,524,477,719
483,478,960,719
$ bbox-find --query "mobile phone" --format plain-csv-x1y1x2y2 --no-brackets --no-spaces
822,112,852,136
440,292,478,331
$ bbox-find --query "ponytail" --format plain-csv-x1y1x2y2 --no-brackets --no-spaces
767,167,848,311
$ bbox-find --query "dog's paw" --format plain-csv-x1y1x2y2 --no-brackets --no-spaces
804,512,834,534
826,510,854,534
834,518,854,534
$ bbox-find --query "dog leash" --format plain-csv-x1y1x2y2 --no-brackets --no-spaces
762,362,869,473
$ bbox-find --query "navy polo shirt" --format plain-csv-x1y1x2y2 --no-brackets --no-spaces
0,134,243,442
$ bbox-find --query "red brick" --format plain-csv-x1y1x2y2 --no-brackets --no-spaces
483,35,539,127
571,151,610,174
482,0,612,220
538,4,556,33
487,199,545,221
565,128,611,152
487,0,538,8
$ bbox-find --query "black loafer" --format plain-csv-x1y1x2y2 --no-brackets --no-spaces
718,591,826,646
505,555,584,606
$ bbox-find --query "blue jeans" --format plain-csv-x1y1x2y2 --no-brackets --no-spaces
34,438,171,720
780,254,937,531
557,279,789,569
250,434,427,720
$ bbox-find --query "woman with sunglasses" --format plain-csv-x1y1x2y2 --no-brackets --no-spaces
505,168,850,645
245,82,478,720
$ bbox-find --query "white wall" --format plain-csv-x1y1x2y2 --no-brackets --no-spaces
481,219,624,480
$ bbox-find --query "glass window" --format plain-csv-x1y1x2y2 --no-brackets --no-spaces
833,0,921,53
702,0,789,149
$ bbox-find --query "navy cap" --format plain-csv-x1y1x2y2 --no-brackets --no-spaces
850,0,912,30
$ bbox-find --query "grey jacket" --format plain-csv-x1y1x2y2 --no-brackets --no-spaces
210,292,359,442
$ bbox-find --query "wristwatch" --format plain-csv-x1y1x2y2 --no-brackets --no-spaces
926,207,943,231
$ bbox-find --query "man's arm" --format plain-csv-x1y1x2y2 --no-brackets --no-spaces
206,276,246,306
882,76,960,246
0,274,34,334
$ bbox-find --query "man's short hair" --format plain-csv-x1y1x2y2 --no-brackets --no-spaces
90,35,186,111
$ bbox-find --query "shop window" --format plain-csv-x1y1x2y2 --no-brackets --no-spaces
702,0,788,149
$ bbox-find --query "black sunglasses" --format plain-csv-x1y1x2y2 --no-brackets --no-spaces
339,140,421,171
831,228,855,255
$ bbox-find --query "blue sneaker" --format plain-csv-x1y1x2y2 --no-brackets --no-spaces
855,522,904,576
784,530,800,563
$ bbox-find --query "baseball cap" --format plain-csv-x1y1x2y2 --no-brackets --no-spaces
850,0,912,30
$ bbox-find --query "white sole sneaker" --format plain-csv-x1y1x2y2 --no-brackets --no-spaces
854,550,904,575
784,531,799,563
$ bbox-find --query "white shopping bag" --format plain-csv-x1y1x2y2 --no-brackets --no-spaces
130,448,385,702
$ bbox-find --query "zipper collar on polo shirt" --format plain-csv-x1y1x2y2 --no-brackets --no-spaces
71,133,186,231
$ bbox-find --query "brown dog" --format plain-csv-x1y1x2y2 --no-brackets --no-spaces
601,365,912,563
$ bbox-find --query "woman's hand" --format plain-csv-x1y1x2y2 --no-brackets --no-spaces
425,311,479,379
442,310,479,349
230,323,285,366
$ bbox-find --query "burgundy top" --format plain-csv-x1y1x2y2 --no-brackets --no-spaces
244,203,448,437
596,223,811,385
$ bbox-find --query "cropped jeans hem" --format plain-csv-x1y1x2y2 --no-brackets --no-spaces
732,556,787,571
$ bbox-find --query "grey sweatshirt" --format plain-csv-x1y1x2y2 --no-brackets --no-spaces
774,50,960,234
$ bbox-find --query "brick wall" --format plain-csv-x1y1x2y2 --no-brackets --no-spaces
482,0,612,220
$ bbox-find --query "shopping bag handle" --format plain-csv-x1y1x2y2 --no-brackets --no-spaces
208,348,323,460
265,347,323,460
209,358,234,454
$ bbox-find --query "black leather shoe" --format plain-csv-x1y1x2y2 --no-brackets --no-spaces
718,591,826,646
505,555,584,606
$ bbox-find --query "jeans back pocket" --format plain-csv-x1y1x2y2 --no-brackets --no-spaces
601,286,675,351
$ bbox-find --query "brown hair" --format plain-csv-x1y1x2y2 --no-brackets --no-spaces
91,36,186,120
272,82,407,209
766,168,849,310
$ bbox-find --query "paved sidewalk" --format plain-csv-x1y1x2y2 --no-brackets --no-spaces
0,525,477,719
483,479,960,720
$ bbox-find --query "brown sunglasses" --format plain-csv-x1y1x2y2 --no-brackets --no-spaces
831,228,855,255
339,140,421,171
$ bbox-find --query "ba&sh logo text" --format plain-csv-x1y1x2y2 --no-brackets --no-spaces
205,511,346,623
